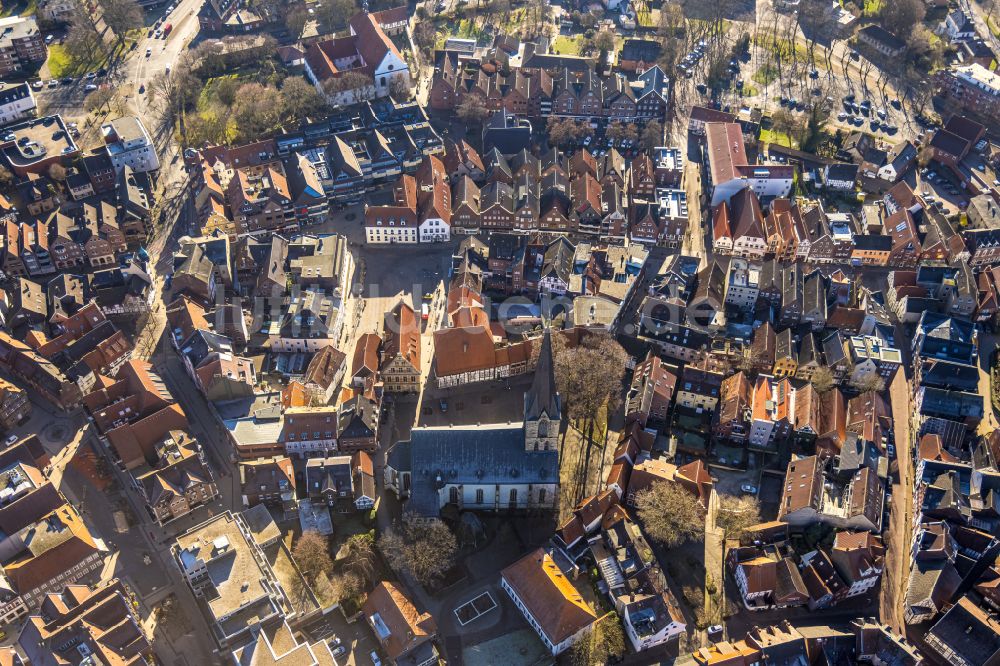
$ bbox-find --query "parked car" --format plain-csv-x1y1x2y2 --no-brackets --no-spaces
708,624,724,636
145,47,152,57
740,483,758,494
370,652,382,666
439,399,448,412
84,84,97,92
31,80,43,90
333,647,347,657
4,435,17,446
887,444,896,458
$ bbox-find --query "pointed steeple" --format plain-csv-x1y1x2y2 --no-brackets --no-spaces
524,328,560,422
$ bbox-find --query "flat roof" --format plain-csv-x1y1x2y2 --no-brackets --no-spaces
1,115,77,168
174,511,281,626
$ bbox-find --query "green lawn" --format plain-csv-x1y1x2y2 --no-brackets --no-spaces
752,63,779,86
862,0,883,17
0,0,37,17
45,37,132,78
759,128,798,149
552,34,583,55
45,45,78,78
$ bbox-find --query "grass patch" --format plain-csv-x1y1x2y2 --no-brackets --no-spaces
862,0,882,17
552,34,582,55
759,128,798,149
0,0,36,17
44,45,75,78
45,37,131,78
752,34,814,62
989,16,1000,39
753,63,779,86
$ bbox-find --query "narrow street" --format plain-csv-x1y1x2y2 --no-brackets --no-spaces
880,367,914,635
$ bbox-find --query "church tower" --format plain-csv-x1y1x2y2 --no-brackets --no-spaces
523,329,561,452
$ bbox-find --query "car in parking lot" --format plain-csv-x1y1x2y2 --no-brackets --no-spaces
708,624,724,637
439,399,448,413
84,84,98,92
31,80,43,90
48,80,58,88
740,483,758,494
887,444,895,458
370,652,382,666
4,435,17,447
332,646,347,657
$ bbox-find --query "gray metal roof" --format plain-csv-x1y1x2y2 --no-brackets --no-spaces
407,424,558,516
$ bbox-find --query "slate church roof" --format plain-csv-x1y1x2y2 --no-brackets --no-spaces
406,425,559,515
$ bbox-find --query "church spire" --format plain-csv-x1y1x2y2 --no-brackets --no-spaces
524,328,560,422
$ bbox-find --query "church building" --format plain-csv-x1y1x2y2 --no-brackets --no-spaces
385,329,561,516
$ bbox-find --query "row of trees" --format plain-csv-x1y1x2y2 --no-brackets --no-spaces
636,482,763,548
141,37,389,146
292,516,460,603
545,117,663,151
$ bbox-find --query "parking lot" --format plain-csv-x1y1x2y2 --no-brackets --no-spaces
833,93,902,138
708,466,761,499
301,609,379,666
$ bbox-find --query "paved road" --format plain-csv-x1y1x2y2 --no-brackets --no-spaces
881,368,914,635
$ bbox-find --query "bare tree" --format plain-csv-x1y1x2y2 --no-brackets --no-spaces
716,495,762,541
48,163,67,181
456,95,490,124
553,332,628,425
340,533,378,585
285,8,309,40
84,87,115,114
293,531,333,586
378,514,458,588
388,76,411,101
850,373,886,394
809,366,836,394
640,120,663,150
281,77,327,125
635,481,705,547
568,614,626,665
879,0,925,37
99,0,143,45
231,82,285,141
322,71,376,105
315,0,358,33
547,116,585,149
